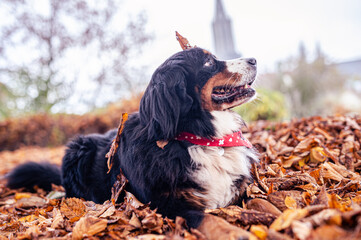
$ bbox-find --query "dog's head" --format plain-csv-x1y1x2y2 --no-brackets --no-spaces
140,47,257,140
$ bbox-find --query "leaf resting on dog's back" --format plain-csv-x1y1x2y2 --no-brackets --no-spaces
105,112,128,173
175,31,193,50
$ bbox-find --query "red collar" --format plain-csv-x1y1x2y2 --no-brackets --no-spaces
175,130,252,148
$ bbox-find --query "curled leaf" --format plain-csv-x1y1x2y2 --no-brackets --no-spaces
175,31,193,50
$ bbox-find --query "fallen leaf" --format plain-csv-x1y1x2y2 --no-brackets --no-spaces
246,198,282,217
15,196,46,208
51,207,64,229
268,190,306,211
14,193,32,200
310,147,327,163
270,209,308,231
129,212,142,229
250,225,267,240
60,198,86,223
291,220,312,240
18,215,37,223
206,205,276,227
128,234,166,240
72,216,108,240
284,196,297,209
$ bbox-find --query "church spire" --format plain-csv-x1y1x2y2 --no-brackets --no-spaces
212,0,241,60
215,0,226,19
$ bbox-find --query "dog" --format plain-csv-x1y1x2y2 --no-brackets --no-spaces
7,47,258,239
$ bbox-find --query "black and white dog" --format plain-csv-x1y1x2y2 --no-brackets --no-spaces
7,47,258,237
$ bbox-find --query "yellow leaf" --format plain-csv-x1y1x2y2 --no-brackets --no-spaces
298,158,306,167
250,225,267,240
18,215,37,223
310,147,327,163
282,155,302,168
285,196,297,209
14,193,32,200
328,194,352,212
328,214,342,226
270,209,308,231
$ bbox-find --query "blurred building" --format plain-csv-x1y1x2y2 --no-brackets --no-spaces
212,0,241,60
335,59,361,79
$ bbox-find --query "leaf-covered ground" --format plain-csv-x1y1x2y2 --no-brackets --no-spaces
1,114,361,239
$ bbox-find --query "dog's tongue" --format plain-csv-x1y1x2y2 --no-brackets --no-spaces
211,85,247,102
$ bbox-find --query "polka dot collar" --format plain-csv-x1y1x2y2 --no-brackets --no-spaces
175,130,252,148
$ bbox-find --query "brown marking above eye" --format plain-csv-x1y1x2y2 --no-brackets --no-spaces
202,49,211,55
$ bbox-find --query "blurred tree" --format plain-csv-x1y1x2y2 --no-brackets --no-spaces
272,43,345,118
233,88,288,122
0,82,16,118
0,0,151,119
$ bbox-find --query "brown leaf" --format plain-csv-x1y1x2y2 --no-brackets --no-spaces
296,182,320,195
268,191,306,211
15,196,46,208
291,220,312,240
60,198,86,223
51,207,64,229
141,211,164,233
105,112,128,173
129,212,142,229
246,198,282,217
72,216,108,240
17,225,41,240
294,137,319,153
309,225,356,240
127,234,166,240
321,162,344,181
175,31,193,50
85,200,116,218
303,209,341,227
206,205,277,227
111,172,128,204
125,191,144,209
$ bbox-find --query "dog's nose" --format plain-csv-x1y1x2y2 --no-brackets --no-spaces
246,58,257,66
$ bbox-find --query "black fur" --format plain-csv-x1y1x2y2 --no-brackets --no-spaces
6,48,245,228
6,162,61,191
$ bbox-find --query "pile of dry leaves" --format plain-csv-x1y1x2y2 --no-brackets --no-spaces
1,114,361,239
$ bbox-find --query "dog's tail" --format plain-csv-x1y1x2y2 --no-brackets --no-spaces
6,162,61,192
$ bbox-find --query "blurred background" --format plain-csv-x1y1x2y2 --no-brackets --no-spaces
0,0,361,152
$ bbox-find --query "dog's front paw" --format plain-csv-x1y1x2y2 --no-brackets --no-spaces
197,214,250,240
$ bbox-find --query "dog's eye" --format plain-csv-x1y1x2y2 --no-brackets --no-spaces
204,58,215,67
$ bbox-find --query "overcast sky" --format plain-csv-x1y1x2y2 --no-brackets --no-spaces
124,0,361,73
1,0,360,113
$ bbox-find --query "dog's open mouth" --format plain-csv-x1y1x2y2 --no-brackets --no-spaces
211,83,256,105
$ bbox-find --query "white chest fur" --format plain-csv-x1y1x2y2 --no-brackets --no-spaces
188,111,258,209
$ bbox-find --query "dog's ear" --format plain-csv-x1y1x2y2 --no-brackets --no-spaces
140,69,193,141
